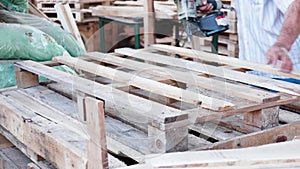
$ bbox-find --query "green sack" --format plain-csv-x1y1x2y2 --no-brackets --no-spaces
0,0,28,13
0,23,66,61
0,10,85,57
0,61,16,89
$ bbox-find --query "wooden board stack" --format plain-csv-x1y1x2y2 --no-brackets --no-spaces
1,45,300,167
91,0,178,20
36,0,114,22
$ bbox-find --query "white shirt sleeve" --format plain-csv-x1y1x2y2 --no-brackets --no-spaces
273,0,294,14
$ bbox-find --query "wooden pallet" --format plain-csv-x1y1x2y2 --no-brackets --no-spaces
2,44,300,167
36,0,113,22
91,0,177,20
41,10,94,22
0,87,127,168
221,0,236,19
192,33,239,57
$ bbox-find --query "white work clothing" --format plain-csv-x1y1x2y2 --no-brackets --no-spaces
236,0,300,76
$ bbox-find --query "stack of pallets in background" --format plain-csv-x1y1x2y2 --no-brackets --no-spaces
36,0,114,22
192,0,238,57
92,0,177,20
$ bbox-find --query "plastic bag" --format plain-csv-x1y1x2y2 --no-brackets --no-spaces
0,10,85,57
0,23,66,61
0,0,28,13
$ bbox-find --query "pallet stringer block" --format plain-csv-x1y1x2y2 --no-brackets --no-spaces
148,118,190,153
0,125,53,169
15,67,39,88
244,106,279,130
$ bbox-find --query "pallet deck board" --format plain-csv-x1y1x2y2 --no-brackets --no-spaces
21,86,77,118
53,55,235,111
135,140,300,169
151,44,300,82
84,52,280,103
115,47,300,96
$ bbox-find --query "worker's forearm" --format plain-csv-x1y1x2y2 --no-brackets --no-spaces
276,0,300,50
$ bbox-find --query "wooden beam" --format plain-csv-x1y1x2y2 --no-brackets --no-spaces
85,97,108,169
55,3,86,52
204,120,300,150
15,67,39,89
91,6,144,17
142,140,300,168
114,0,176,7
143,0,155,47
28,1,50,21
91,6,175,19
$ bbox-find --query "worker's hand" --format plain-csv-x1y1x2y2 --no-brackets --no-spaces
197,0,214,13
265,43,293,73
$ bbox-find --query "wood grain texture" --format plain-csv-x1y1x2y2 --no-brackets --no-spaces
85,97,108,169
84,52,280,103
53,56,235,111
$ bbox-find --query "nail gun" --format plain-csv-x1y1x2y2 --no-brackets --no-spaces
175,0,235,37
